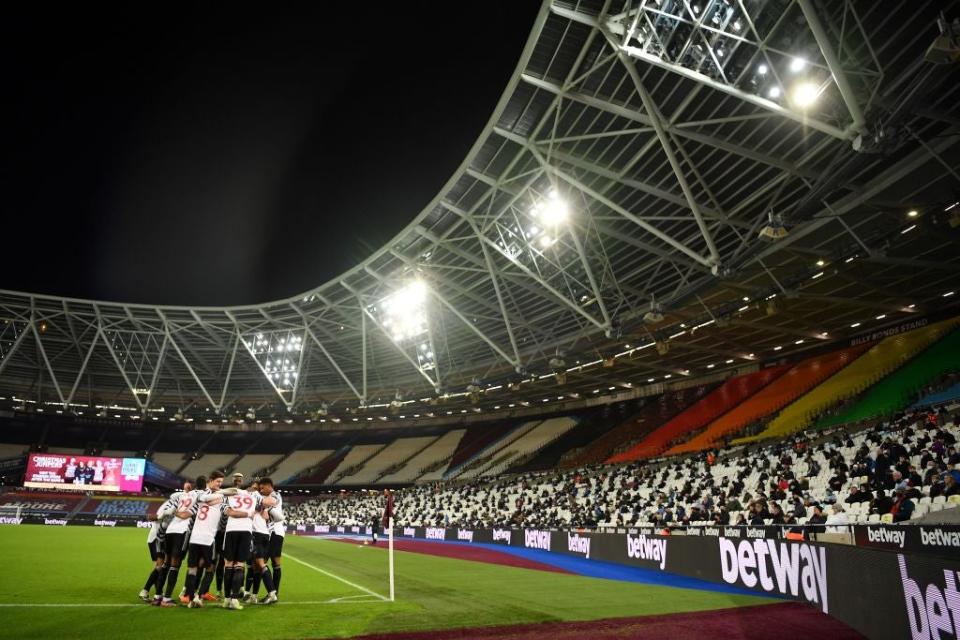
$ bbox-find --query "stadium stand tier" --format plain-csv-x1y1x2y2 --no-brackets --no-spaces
664,345,872,455
452,420,543,480
737,317,960,444
817,326,960,428
271,450,334,484
481,416,578,477
566,383,718,467
337,436,438,485
380,429,465,483
608,369,788,462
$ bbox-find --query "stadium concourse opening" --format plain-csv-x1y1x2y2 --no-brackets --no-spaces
2,1,960,639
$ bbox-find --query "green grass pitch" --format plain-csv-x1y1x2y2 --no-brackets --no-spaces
0,526,775,639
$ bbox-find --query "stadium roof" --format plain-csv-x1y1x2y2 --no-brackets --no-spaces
1,0,959,425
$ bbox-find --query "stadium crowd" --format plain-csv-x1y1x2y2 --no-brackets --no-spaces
286,406,960,530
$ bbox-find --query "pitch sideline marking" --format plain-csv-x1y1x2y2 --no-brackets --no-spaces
285,550,390,602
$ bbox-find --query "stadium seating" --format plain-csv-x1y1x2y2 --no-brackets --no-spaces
607,370,789,462
666,345,871,455
329,444,386,484
272,450,333,484
180,454,235,480
452,421,543,480
736,317,960,443
230,453,282,479
444,421,517,471
337,437,438,485
567,383,718,467
292,449,348,485
150,452,186,472
914,382,960,408
515,407,629,473
481,417,578,477
817,327,960,427
380,429,466,483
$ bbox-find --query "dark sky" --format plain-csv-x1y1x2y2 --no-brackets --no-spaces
1,3,540,306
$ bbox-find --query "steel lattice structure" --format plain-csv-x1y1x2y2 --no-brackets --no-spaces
2,0,959,426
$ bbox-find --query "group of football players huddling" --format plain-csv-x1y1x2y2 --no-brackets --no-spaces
139,470,285,610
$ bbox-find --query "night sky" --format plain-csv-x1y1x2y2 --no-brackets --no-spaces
1,3,540,306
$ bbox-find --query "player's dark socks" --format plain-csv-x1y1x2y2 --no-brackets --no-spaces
215,564,224,592
272,565,281,594
261,567,276,594
223,567,235,599
252,572,261,596
154,565,170,597
162,566,180,599
184,572,198,599
231,567,244,599
199,569,214,596
143,567,160,592
245,562,254,592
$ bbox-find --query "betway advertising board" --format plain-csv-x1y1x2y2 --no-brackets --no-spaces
304,524,959,639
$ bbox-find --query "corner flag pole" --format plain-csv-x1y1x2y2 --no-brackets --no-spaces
388,517,395,601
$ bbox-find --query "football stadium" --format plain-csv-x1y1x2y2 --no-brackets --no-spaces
2,2,960,639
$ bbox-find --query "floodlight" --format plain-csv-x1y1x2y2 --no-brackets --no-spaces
767,86,781,99
789,57,806,72
379,280,429,342
791,81,819,108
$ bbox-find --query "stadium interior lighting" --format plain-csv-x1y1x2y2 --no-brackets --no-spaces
816,259,826,266
789,57,807,72
945,291,956,297
379,279,429,342
767,86,782,99
538,234,556,249
791,81,819,108
773,345,782,351
759,211,788,240
851,322,862,328
532,189,569,227
757,63,767,75
907,209,919,217
876,314,887,320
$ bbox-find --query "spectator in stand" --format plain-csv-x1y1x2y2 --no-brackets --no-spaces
807,504,827,534
890,488,915,523
845,486,865,504
768,502,785,525
870,490,893,516
825,504,850,533
944,474,960,498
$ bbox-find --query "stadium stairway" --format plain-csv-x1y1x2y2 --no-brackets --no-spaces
664,344,872,455
735,316,960,444
607,368,789,463
815,326,960,427
563,383,717,468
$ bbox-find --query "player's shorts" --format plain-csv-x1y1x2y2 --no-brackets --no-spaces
164,533,188,559
148,539,163,561
252,532,270,559
187,542,214,567
222,531,252,563
268,534,284,558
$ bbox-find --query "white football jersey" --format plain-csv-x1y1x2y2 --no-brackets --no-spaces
268,491,285,538
223,490,264,534
165,489,201,535
189,491,224,546
252,507,270,535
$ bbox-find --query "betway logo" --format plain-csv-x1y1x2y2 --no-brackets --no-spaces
867,527,906,548
44,518,68,526
920,528,960,548
899,555,960,640
567,533,590,558
425,527,446,540
626,534,668,570
402,527,416,537
524,529,551,551
136,520,153,529
719,538,828,613
0,516,22,525
457,529,474,542
315,525,330,533
94,520,117,527
492,528,512,544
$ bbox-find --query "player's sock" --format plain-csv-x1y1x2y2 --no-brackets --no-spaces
252,571,261,596
231,566,244,599
223,567,235,599
245,561,255,593
184,571,198,599
199,569,214,596
143,567,160,592
272,565,281,594
154,565,170,597
215,564,224,593
162,566,180,600
260,567,276,594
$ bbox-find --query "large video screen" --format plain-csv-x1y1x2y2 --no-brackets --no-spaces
24,454,145,493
